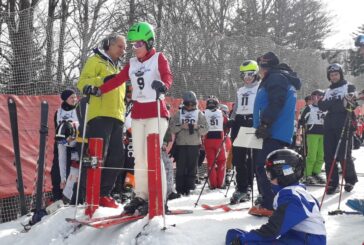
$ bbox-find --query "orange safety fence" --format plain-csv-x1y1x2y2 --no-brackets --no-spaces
0,94,315,199
0,95,59,199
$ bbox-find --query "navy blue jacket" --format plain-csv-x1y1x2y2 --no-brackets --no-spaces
253,68,301,144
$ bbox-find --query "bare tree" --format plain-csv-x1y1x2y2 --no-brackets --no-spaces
3,0,40,86
45,0,58,82
56,0,70,83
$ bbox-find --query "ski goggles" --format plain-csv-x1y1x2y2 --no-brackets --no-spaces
327,64,341,73
240,71,257,79
132,41,145,49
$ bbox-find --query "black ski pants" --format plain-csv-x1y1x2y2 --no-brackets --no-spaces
175,145,200,195
324,126,358,188
86,117,125,196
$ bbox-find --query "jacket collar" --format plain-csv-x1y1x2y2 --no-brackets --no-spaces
138,48,156,62
93,48,119,67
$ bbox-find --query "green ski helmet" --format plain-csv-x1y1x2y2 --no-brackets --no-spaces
127,22,155,50
239,60,259,73
239,60,259,82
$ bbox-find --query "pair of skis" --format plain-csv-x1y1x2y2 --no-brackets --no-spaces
201,203,249,212
66,209,193,229
8,98,49,224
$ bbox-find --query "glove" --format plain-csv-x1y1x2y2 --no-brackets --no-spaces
343,94,358,110
103,74,116,83
83,85,101,96
227,119,235,128
151,80,167,94
255,123,270,139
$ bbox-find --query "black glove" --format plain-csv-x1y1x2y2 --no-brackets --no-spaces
255,123,270,139
83,85,101,96
343,94,358,110
151,80,167,94
227,119,235,128
103,74,116,83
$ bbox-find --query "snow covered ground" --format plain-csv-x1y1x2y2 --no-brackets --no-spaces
1,148,363,245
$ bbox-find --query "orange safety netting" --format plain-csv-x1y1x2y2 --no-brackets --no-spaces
0,94,312,198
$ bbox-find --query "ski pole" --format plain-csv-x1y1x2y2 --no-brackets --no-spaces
250,148,254,207
320,112,350,209
224,168,235,197
156,91,167,230
337,112,352,210
74,95,90,218
194,132,228,207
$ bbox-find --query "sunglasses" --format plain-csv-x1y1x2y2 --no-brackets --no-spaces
132,41,145,49
240,71,257,79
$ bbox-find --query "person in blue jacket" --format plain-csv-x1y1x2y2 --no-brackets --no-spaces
250,52,301,217
226,148,326,245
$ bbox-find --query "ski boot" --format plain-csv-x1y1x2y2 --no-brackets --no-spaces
344,183,355,192
230,190,250,204
302,176,317,185
254,194,263,206
168,192,181,200
312,174,326,184
123,197,148,215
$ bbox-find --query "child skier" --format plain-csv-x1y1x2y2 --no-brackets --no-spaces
226,148,326,245
229,60,261,203
54,89,80,203
169,91,208,195
204,95,228,189
299,89,326,185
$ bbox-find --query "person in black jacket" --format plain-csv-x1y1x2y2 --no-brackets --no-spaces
318,63,358,195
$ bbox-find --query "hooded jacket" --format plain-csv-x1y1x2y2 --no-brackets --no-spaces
253,67,301,144
77,48,126,122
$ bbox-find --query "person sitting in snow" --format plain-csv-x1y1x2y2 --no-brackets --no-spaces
226,148,326,245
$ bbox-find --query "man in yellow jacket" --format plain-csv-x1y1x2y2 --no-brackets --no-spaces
77,34,126,208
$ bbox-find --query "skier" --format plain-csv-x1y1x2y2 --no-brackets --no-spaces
318,63,358,194
77,34,127,208
170,91,208,195
299,89,326,185
55,120,79,203
251,52,301,217
51,89,79,203
229,60,260,204
226,149,326,245
204,95,228,189
84,22,173,215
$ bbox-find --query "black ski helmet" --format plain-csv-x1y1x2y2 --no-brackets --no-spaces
326,63,343,81
206,95,219,109
311,89,324,97
182,91,197,106
265,149,304,186
55,120,77,143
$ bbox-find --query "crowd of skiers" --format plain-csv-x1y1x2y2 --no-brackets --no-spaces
48,20,364,244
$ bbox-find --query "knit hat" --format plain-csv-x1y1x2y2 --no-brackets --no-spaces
61,89,75,101
257,52,280,68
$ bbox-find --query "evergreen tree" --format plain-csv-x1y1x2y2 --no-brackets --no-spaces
349,25,364,76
